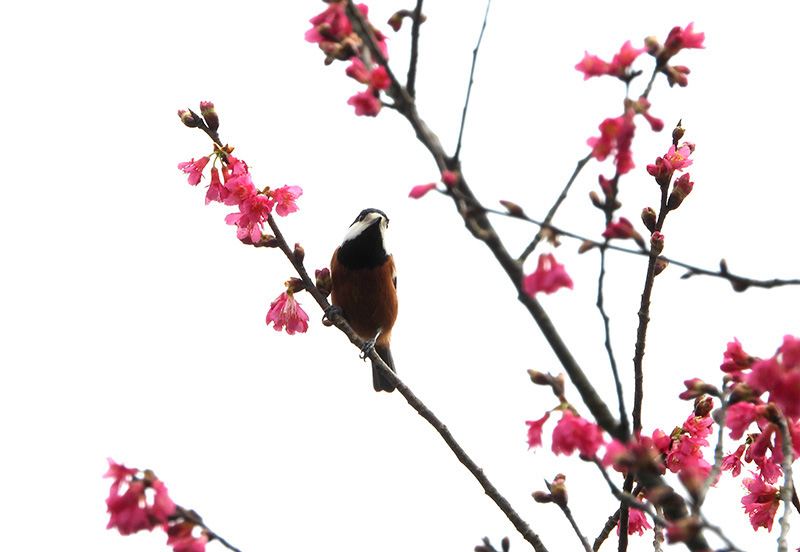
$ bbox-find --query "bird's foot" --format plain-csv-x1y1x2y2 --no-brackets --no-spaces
322,305,344,326
359,337,376,361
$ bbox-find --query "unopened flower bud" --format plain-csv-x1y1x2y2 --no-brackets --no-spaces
387,10,410,31
441,170,458,187
178,109,201,127
550,474,568,507
499,200,525,218
527,370,550,386
293,243,305,264
678,378,718,401
641,207,657,233
644,36,661,55
650,232,664,255
672,120,685,146
589,191,605,210
316,267,332,296
501,537,509,552
200,101,219,131
532,491,553,503
578,240,597,254
694,395,714,417
667,174,694,210
286,277,305,294
654,258,669,276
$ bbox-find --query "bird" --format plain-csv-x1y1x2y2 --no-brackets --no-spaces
329,208,398,392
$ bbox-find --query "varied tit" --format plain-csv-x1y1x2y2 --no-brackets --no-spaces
330,208,398,392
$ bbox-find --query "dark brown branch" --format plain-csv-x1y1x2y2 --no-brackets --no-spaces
406,0,424,98
454,0,492,162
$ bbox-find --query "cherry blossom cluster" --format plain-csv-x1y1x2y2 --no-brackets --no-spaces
526,382,716,541
305,1,391,117
707,335,800,531
178,102,310,335
105,459,208,552
577,24,703,249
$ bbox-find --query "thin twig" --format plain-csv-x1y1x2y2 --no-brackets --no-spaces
696,389,730,508
406,0,424,98
597,246,629,440
518,153,592,263
454,0,491,161
556,503,594,552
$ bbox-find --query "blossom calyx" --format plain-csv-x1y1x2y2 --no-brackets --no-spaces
293,243,305,264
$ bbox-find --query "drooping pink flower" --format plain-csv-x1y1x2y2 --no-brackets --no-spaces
271,185,302,217
178,157,210,186
523,253,574,296
525,412,551,449
618,503,653,536
721,444,746,477
664,22,706,55
575,52,611,80
586,113,636,175
726,401,759,440
347,90,382,116
409,183,437,199
369,65,390,90
205,167,229,205
104,458,176,536
222,160,257,207
746,335,800,421
741,473,780,531
305,2,351,45
602,217,637,240
226,193,275,243
345,57,371,83
166,522,208,552
575,41,645,80
266,291,310,335
551,410,604,457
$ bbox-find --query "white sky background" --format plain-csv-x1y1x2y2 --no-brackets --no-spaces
2,2,799,552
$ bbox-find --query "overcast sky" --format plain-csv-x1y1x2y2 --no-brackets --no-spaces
2,2,799,552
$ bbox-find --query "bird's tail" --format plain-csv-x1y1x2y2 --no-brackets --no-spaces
372,344,396,393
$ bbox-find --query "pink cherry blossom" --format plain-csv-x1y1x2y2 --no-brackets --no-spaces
166,522,208,552
618,503,653,536
104,458,176,536
226,193,275,243
602,217,637,240
741,473,780,531
266,292,310,335
575,52,610,80
664,22,706,55
586,113,636,175
726,401,759,440
746,335,800,421
525,412,551,449
205,167,229,205
523,253,574,296
575,41,645,80
721,444,746,477
551,410,604,457
178,157,210,186
271,185,302,217
345,57,371,83
347,90,382,116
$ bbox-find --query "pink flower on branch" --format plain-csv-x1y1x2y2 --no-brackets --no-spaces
741,473,780,531
523,253,574,296
178,157,210,186
618,503,653,536
266,291,310,335
271,185,303,217
664,22,706,55
746,335,800,421
225,193,274,244
166,522,208,552
525,412,551,450
409,182,437,199
104,458,176,536
347,90,382,116
586,112,637,175
551,410,604,457
575,40,645,80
